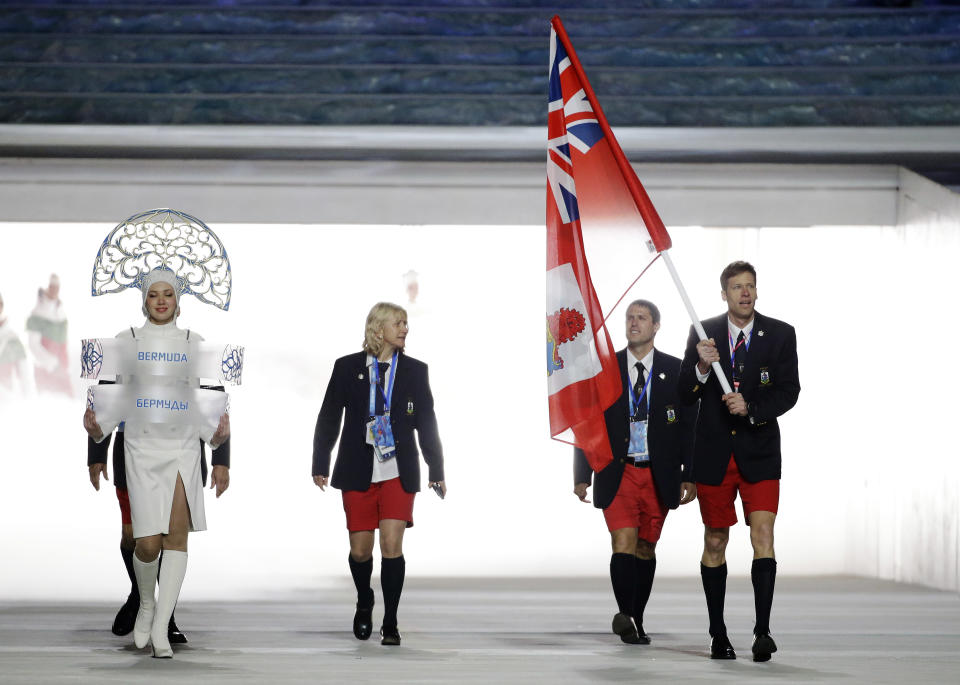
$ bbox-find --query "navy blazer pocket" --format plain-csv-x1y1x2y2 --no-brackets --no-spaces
740,422,778,461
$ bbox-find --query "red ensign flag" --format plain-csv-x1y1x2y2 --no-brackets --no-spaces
546,16,673,471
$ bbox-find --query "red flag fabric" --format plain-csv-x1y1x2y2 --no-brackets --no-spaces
546,16,673,471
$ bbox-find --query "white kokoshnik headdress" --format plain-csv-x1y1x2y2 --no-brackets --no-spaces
91,208,232,311
84,209,242,436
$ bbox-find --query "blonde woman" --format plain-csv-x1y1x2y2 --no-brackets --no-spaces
313,302,446,646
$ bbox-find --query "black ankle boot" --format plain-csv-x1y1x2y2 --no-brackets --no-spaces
353,589,374,640
111,591,139,636
168,613,188,644
379,624,401,646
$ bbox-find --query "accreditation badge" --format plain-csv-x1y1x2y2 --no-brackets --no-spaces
370,415,396,462
628,419,649,459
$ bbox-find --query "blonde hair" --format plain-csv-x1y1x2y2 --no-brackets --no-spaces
362,302,408,356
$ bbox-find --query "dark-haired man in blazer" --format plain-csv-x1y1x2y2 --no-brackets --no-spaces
679,261,800,663
574,299,697,645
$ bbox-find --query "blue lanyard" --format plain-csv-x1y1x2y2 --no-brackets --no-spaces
627,363,652,417
368,351,397,417
728,329,752,368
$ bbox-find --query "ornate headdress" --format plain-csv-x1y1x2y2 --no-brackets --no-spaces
91,208,231,311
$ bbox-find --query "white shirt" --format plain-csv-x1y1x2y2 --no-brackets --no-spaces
366,354,400,483
695,316,755,384
627,347,654,408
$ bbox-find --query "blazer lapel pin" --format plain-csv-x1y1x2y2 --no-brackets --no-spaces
659,372,666,380
757,330,764,337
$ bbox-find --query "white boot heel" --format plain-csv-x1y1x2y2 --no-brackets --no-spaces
151,550,187,659
131,555,159,649
151,635,173,659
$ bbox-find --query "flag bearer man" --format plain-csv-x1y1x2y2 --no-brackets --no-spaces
678,261,800,662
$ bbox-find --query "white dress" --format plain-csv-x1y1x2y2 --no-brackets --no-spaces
98,319,214,538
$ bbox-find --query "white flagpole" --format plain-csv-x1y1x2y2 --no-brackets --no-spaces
660,249,733,395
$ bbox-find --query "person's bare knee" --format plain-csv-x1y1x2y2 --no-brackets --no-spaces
379,520,406,558
749,511,776,558
135,535,162,562
702,526,729,566
162,530,188,552
635,538,657,560
163,515,189,551
750,522,774,549
704,527,729,553
349,531,375,562
610,528,638,555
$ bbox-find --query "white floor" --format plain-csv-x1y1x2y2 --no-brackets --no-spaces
2,575,958,684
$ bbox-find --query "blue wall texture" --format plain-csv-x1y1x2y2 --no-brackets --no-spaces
1,0,959,126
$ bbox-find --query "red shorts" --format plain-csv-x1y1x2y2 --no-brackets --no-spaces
342,477,415,532
116,487,132,525
697,455,779,528
602,464,668,543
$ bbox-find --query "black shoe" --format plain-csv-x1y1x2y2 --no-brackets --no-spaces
168,616,188,645
752,633,777,662
611,613,642,645
634,623,651,645
111,593,139,636
380,625,401,646
710,634,736,659
353,603,373,641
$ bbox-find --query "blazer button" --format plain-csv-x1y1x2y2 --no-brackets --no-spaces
731,430,737,436
624,437,629,443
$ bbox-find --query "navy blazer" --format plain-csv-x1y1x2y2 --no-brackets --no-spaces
678,311,800,486
574,348,697,510
313,351,444,493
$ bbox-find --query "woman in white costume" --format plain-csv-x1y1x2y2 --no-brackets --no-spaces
83,269,229,658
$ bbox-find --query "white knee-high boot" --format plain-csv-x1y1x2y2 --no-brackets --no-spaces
131,555,159,649
150,550,187,658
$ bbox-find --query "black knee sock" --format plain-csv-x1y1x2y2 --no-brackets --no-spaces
751,558,777,636
609,553,636,616
700,562,728,638
381,556,405,629
632,557,656,626
120,545,139,600
348,554,374,607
